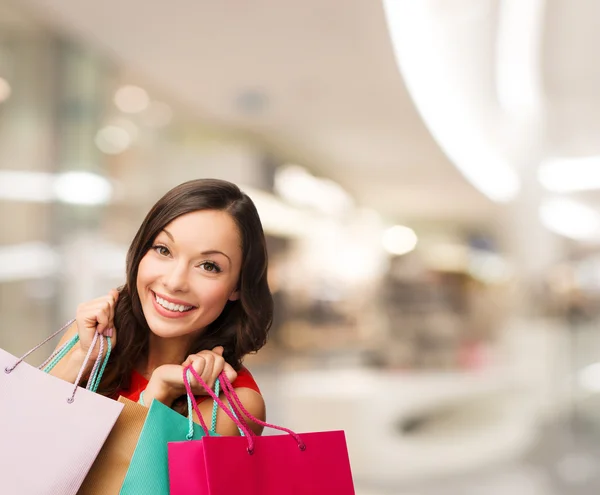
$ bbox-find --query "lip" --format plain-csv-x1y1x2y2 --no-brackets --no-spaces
150,290,197,319
152,291,196,307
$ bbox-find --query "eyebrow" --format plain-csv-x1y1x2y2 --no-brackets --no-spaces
160,229,232,264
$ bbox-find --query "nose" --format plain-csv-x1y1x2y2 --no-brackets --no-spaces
162,260,189,293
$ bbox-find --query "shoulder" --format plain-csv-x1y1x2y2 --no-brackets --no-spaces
194,383,266,436
231,368,265,435
222,387,266,436
232,366,262,395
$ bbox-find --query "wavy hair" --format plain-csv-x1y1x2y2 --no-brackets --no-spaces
97,179,273,398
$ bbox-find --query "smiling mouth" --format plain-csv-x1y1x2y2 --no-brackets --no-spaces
152,291,196,313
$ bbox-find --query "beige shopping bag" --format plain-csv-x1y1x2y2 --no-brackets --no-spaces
78,397,148,495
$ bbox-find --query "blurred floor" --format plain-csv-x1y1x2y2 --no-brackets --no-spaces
251,320,600,495
355,419,600,494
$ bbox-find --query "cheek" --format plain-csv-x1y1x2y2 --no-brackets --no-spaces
198,282,235,309
136,256,157,291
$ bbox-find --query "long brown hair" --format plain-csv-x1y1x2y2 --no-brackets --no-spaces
97,179,273,398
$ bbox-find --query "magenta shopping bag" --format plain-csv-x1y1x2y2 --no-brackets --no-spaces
0,321,123,495
168,367,355,495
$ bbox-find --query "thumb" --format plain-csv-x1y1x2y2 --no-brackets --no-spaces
222,362,238,383
212,346,224,356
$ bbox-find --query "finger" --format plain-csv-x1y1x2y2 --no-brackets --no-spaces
98,291,118,334
212,346,224,356
189,355,217,395
95,300,115,334
211,354,225,378
182,353,203,367
222,362,238,383
198,352,216,383
182,354,195,367
94,309,111,335
108,288,120,303
189,355,207,380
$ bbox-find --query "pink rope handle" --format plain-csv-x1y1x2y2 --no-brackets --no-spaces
182,368,211,434
183,366,256,453
218,372,306,451
218,382,257,438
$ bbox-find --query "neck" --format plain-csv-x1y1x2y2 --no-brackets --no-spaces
139,332,196,377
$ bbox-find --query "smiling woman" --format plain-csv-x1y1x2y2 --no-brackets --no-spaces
48,178,273,436
137,210,243,340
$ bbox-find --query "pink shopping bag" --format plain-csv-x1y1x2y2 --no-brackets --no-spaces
168,367,355,495
0,321,123,495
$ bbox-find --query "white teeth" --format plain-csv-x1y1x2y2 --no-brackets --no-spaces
155,294,193,312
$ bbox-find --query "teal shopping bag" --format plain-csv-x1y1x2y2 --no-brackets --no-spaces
119,385,220,495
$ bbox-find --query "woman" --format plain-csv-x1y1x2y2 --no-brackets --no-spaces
50,178,273,435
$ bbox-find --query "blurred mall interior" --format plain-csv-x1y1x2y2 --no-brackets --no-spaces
2,0,600,493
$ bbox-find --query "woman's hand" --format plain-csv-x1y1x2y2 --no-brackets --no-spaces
143,346,237,407
48,288,119,383
74,288,119,361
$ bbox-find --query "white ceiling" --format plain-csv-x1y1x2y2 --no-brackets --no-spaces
7,0,520,225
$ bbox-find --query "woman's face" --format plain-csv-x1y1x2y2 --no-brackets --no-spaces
136,209,243,339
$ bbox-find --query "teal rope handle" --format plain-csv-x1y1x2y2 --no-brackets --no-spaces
210,379,220,433
185,369,221,439
43,333,112,394
185,372,242,439
88,336,112,393
186,393,193,439
42,334,80,373
217,377,246,436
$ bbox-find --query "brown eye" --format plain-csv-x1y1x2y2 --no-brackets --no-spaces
200,261,221,273
152,245,170,256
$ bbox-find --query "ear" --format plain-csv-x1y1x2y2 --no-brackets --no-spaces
228,288,240,302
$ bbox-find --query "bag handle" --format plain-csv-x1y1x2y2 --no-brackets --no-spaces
4,319,111,403
183,366,307,454
5,319,75,373
87,333,113,393
183,369,246,439
184,376,220,440
183,366,256,452
218,371,306,451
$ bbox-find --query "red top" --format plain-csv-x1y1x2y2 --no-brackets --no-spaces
115,367,260,404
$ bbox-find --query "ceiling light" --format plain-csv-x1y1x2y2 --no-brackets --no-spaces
274,165,353,216
114,85,150,113
110,118,139,140
382,225,418,256
53,171,112,205
95,125,132,154
240,184,316,237
540,198,600,240
0,243,59,282
0,170,54,202
382,1,520,202
495,0,544,118
0,170,112,205
539,156,600,193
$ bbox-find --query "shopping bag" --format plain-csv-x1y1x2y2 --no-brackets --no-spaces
168,367,356,495
0,320,124,495
77,397,148,494
119,381,220,495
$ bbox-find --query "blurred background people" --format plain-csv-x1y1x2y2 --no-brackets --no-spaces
2,0,600,493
